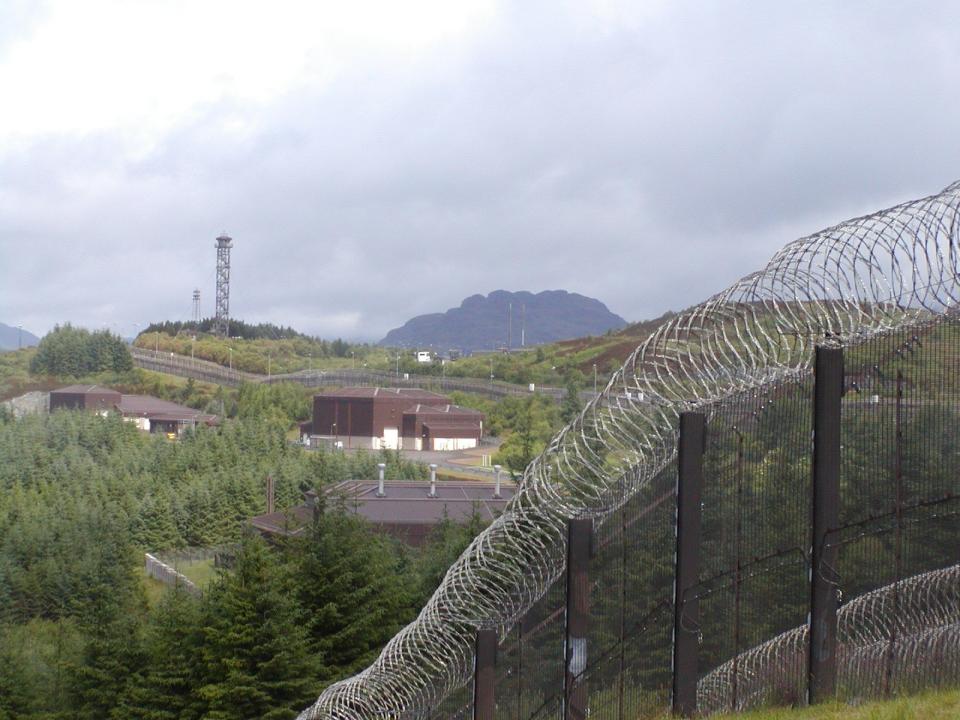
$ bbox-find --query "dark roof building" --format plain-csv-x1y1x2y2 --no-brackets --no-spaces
49,384,217,436
251,478,515,546
308,387,483,451
401,404,484,451
50,384,122,412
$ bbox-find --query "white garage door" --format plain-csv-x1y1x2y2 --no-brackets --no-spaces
382,427,399,450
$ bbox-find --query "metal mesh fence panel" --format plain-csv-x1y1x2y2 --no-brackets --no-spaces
832,319,960,701
488,461,677,720
696,377,813,714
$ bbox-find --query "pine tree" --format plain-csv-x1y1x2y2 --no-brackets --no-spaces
291,510,415,679
0,625,33,720
62,515,147,720
196,534,317,720
117,588,204,720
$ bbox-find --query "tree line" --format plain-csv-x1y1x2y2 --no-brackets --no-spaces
0,410,480,719
29,324,132,377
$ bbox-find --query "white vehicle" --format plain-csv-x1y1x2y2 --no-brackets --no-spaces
416,351,432,363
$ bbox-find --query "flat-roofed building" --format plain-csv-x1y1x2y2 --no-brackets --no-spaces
401,403,484,451
251,478,515,546
50,384,122,413
308,387,484,450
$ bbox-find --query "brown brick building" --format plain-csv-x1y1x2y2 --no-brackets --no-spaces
49,384,217,436
307,387,484,451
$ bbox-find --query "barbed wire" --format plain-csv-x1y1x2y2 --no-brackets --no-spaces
299,180,960,720
697,563,960,712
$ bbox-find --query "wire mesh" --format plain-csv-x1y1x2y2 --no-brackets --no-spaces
300,180,960,720
834,319,960,700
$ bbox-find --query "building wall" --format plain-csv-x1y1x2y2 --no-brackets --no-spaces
50,389,121,412
313,394,452,447
126,417,151,432
313,397,376,438
432,437,478,451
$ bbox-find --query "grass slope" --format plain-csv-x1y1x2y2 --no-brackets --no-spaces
0,346,227,409
709,689,960,719
132,313,673,387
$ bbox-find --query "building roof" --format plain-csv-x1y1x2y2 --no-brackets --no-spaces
318,387,449,401
51,384,121,395
327,480,513,524
50,384,217,425
402,403,483,417
250,506,314,537
116,395,217,424
250,479,516,542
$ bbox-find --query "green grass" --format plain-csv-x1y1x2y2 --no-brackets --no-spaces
134,331,375,375
710,688,960,720
131,314,671,386
140,558,218,608
177,557,217,588
141,570,168,608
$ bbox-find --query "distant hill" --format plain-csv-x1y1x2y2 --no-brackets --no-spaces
0,322,40,351
380,290,627,353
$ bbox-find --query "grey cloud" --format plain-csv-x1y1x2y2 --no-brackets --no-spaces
3,2,960,340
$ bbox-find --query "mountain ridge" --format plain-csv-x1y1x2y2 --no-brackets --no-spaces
379,290,627,353
0,322,40,351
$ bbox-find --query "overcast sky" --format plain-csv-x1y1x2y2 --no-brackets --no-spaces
2,1,959,341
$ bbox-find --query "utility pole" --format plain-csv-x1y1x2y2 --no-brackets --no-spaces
521,304,525,347
508,302,512,350
155,331,160,353
17,324,22,350
229,347,233,371
593,363,597,394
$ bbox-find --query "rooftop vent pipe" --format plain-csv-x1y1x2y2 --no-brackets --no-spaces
377,463,386,497
493,464,502,499
429,464,438,497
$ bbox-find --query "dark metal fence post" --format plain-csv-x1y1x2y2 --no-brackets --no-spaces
474,628,497,720
564,518,592,720
808,345,843,704
672,411,706,717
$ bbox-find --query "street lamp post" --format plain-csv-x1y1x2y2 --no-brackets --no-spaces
351,351,355,370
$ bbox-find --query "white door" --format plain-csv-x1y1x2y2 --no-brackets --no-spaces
382,427,399,449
